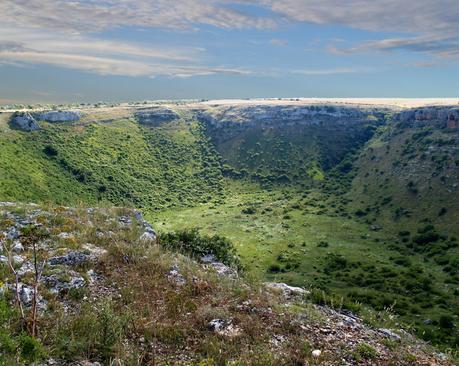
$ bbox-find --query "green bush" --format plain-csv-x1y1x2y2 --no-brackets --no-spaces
159,228,240,268
54,299,129,362
19,334,45,362
267,263,282,273
353,342,377,361
413,225,440,245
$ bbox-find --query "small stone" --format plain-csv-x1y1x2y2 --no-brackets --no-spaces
140,231,156,242
19,284,33,304
57,232,73,239
12,240,24,252
13,255,24,265
167,264,186,286
378,328,401,341
312,350,322,358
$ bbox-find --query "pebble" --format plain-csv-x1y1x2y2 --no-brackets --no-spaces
312,349,322,357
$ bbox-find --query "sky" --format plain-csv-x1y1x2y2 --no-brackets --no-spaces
1,0,459,103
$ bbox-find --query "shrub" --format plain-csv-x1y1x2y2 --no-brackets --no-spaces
324,253,347,273
43,145,58,157
439,315,454,329
19,334,45,362
241,207,256,215
413,226,440,245
160,228,240,268
353,342,377,361
267,263,282,273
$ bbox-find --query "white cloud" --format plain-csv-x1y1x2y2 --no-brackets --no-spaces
0,0,276,33
263,0,459,36
0,1,270,78
2,0,457,78
270,39,288,46
263,0,459,59
329,35,459,59
292,67,377,76
0,48,251,78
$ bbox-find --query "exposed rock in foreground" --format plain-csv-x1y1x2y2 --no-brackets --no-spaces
0,202,454,365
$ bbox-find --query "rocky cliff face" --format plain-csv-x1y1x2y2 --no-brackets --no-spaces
198,104,387,144
33,110,81,123
134,107,179,126
396,106,459,129
10,112,40,131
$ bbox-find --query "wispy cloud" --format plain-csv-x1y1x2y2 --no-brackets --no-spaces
291,67,378,76
270,39,288,46
0,47,251,78
263,0,458,36
329,35,459,60
0,24,249,78
263,0,459,59
0,0,277,33
1,0,458,80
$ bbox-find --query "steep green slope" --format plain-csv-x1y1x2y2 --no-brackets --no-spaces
204,115,381,185
0,115,223,209
350,114,459,237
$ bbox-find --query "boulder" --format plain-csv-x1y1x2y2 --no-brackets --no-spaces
10,112,40,131
201,254,237,277
264,282,309,298
43,271,85,294
208,318,242,337
378,328,401,341
167,264,186,286
48,251,92,266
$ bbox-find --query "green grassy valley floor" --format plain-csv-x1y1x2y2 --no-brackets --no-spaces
152,180,458,352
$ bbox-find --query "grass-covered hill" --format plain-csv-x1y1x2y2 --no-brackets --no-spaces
0,102,458,354
0,202,453,365
350,106,459,237
0,109,223,210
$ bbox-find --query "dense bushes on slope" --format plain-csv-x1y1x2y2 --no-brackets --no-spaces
0,118,224,210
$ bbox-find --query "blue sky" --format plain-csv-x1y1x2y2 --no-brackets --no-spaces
1,0,458,103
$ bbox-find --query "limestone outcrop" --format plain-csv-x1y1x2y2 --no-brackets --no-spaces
33,110,81,122
134,107,179,126
396,106,459,128
10,112,40,131
197,104,386,144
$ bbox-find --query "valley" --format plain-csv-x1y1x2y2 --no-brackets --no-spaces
1,99,458,357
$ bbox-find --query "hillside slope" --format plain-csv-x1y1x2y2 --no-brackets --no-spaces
0,111,223,210
0,202,453,365
350,106,459,237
